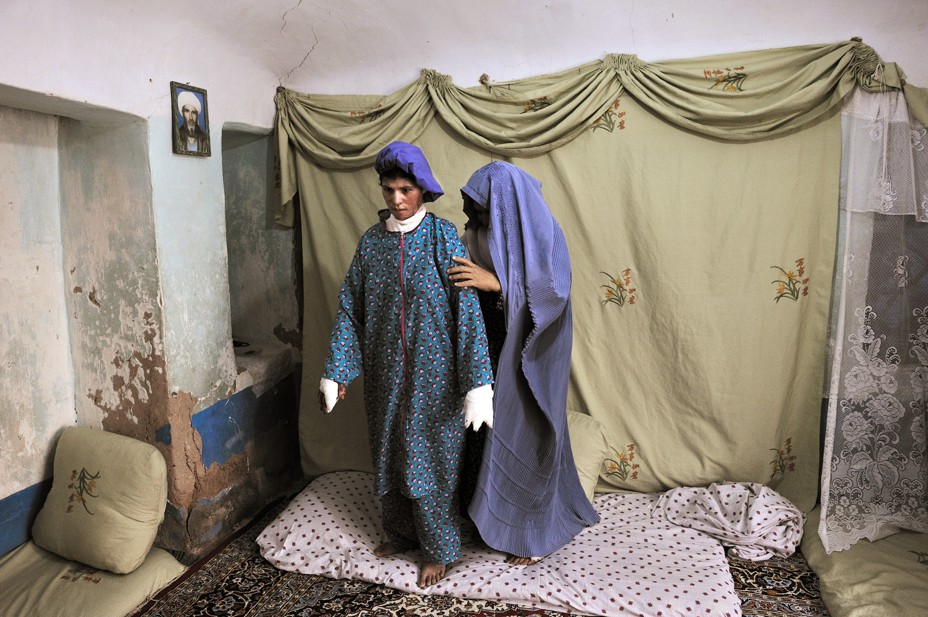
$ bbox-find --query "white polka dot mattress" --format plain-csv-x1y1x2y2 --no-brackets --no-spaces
258,471,745,616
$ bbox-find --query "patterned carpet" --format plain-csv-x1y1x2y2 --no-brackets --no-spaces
132,500,830,617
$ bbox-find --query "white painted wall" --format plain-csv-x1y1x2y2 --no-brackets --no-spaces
148,117,238,408
267,1,928,95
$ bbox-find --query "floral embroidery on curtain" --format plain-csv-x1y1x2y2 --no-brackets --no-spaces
604,444,640,483
600,269,636,307
771,258,809,302
706,65,749,92
769,438,797,481
820,88,928,552
591,99,625,133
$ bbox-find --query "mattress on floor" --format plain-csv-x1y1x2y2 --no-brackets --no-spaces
258,470,742,617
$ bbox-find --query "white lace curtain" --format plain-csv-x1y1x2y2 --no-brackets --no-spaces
820,88,928,552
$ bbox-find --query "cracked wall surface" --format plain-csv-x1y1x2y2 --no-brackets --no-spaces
155,378,301,561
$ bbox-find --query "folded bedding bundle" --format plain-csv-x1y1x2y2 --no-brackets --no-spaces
653,482,804,561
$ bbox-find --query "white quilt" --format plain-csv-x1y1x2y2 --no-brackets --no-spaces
258,471,741,617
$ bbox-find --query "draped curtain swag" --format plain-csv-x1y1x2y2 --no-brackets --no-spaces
275,39,905,224
274,38,927,553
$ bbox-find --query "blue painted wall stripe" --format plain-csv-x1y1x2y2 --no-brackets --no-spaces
191,388,260,468
0,479,52,558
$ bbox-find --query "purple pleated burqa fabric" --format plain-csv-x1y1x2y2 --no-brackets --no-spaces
461,161,599,558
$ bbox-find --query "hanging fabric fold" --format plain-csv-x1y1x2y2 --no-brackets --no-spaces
274,39,907,223
425,61,623,156
273,81,436,224
272,40,925,544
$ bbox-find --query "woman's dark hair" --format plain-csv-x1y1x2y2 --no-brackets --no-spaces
378,167,419,187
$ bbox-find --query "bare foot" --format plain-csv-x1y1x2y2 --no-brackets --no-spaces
505,554,540,565
374,541,412,557
418,562,447,588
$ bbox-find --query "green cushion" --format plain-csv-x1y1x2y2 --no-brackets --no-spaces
801,507,928,617
31,427,168,574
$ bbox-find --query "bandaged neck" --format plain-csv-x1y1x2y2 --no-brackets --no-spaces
385,206,427,233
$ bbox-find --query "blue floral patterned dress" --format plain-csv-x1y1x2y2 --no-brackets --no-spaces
323,213,494,501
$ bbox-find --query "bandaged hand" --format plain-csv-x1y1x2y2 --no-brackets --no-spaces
319,378,344,413
463,384,494,431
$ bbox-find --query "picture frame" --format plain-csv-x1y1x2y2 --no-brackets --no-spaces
170,81,211,157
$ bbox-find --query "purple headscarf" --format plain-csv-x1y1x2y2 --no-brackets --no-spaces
374,141,444,203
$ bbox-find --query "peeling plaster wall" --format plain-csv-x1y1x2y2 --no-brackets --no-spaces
156,376,301,561
223,132,300,350
0,105,75,496
58,119,166,439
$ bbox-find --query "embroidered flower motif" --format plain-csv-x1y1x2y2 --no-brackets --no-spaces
604,444,640,482
66,468,100,515
894,255,909,288
910,552,928,569
844,366,878,401
705,66,748,91
769,437,797,481
840,410,873,447
909,308,928,389
60,565,103,584
827,302,923,514
600,269,636,307
911,414,926,448
521,97,551,113
770,258,809,302
911,126,926,152
911,366,928,400
875,179,897,212
867,393,906,426
914,324,928,348
349,105,385,124
591,99,626,133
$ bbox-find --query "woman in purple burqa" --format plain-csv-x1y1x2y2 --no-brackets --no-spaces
449,161,599,562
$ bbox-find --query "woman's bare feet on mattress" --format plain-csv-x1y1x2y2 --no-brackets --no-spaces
374,540,413,557
505,554,541,565
417,562,447,588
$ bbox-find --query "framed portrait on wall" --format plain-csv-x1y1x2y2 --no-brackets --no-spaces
170,81,211,157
